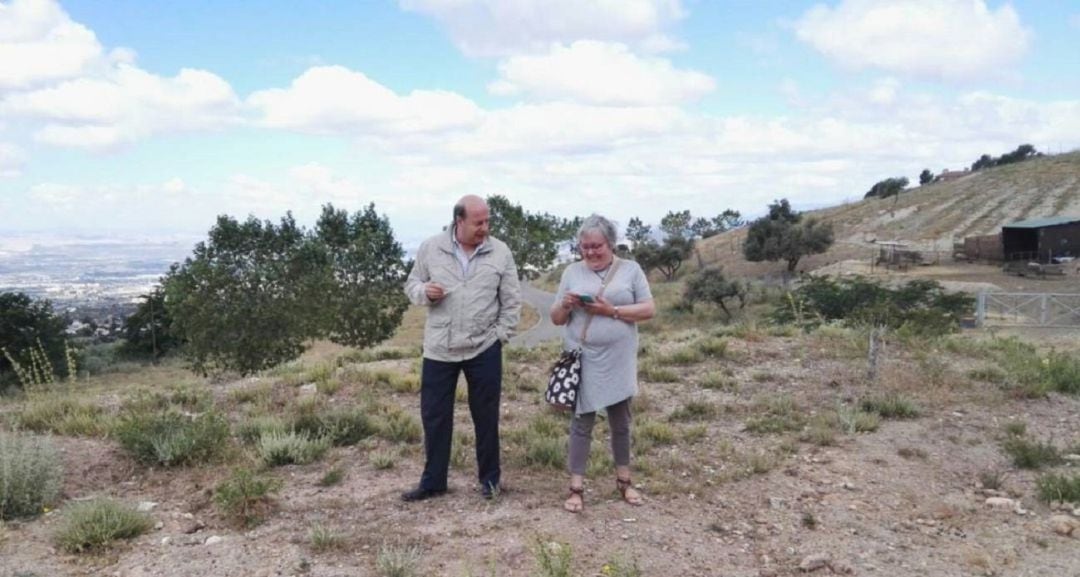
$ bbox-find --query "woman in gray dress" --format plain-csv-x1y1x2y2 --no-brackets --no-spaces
550,214,655,513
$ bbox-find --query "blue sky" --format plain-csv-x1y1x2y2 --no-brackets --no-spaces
1,0,1078,249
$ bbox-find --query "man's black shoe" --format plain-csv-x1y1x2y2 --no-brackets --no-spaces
480,483,502,500
400,487,446,502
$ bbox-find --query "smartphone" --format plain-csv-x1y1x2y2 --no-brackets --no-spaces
578,293,595,304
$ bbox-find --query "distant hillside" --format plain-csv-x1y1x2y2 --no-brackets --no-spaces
696,151,1080,277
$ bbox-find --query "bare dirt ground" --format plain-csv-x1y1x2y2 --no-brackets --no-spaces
3,255,1080,577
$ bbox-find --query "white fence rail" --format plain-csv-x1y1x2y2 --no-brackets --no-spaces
976,292,1080,327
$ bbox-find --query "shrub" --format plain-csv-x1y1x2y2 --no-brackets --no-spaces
54,499,153,553
772,276,972,335
1035,473,1080,504
1002,437,1062,469
0,432,63,520
682,268,746,319
375,410,422,443
114,410,230,466
257,431,331,467
213,468,282,527
292,407,376,447
699,372,737,391
369,450,396,470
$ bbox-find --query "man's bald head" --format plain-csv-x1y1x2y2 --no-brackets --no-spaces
453,195,491,250
453,195,487,222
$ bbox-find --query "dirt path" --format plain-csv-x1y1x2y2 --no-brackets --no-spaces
510,283,562,348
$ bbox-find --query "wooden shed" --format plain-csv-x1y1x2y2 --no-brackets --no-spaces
1001,216,1080,262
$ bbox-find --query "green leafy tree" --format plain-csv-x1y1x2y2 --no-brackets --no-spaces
659,210,692,240
683,267,746,318
691,209,744,239
864,177,909,199
486,195,576,279
122,286,180,359
654,236,693,281
314,204,409,348
164,213,323,375
743,199,834,272
164,205,409,376
625,217,653,246
0,292,68,385
919,169,933,185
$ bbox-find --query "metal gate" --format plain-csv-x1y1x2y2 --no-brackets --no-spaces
976,292,1080,327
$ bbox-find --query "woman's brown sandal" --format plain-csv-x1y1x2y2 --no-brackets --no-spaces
616,477,643,506
564,485,584,513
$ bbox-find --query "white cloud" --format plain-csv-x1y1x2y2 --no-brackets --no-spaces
248,66,482,135
398,0,685,56
488,40,714,105
0,142,24,176
794,0,1030,81
4,64,240,149
0,0,104,89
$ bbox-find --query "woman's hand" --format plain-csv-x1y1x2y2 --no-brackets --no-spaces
583,295,617,318
562,292,583,310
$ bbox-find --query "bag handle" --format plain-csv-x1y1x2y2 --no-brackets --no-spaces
579,257,621,345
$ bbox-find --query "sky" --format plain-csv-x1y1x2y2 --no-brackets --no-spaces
1,0,1079,250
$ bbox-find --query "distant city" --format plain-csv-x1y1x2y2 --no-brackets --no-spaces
0,234,197,325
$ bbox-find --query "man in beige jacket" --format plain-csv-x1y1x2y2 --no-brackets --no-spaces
401,195,521,501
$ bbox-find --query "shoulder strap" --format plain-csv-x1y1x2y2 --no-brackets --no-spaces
580,258,622,344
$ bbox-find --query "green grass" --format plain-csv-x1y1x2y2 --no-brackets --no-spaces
114,410,230,467
668,400,717,422
639,362,678,383
694,337,729,359
53,499,153,553
744,395,805,434
291,406,376,447
1002,437,1062,469
0,432,63,520
860,393,921,419
699,371,737,391
532,539,574,577
1035,473,1080,504
309,523,348,552
257,431,332,467
633,418,676,446
318,466,346,487
375,410,422,443
835,406,881,433
17,393,111,437
369,450,397,470
376,542,424,577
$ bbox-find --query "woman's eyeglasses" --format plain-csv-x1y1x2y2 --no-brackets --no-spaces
579,243,607,252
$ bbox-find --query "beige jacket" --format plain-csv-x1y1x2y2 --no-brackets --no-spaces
404,229,522,362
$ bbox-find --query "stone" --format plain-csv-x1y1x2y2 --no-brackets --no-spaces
1050,515,1078,537
137,501,158,512
299,383,317,395
181,519,205,534
204,535,225,546
831,559,857,574
985,497,1015,510
799,553,831,572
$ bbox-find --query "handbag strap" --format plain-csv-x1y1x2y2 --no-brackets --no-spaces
579,257,621,345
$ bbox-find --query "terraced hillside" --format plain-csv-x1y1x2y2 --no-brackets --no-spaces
696,151,1080,277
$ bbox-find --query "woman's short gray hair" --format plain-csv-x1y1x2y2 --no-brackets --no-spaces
577,214,618,248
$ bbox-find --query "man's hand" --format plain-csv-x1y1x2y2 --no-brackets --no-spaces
425,282,446,303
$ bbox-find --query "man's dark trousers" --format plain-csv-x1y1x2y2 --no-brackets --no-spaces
418,340,502,493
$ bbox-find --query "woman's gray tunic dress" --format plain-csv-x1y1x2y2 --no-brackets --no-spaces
554,258,653,415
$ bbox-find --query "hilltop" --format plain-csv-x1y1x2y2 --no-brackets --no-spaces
696,151,1080,279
